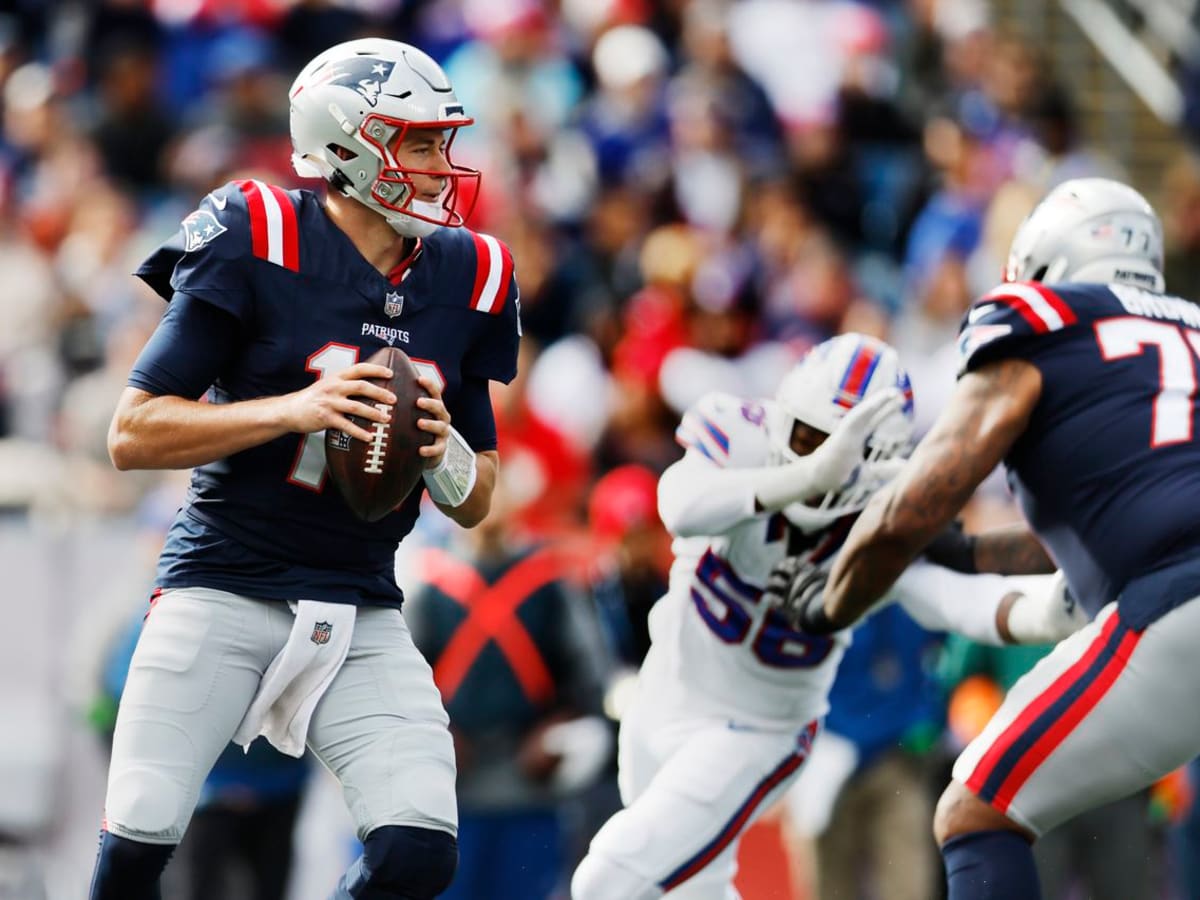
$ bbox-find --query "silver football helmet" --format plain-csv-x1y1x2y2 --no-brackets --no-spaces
1005,177,1164,291
289,38,479,238
767,333,915,530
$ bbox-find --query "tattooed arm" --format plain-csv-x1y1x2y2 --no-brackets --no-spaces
973,522,1055,574
820,358,1044,628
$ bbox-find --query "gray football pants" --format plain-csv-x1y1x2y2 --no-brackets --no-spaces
102,587,456,845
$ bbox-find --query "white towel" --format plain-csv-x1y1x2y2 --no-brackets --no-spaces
233,600,356,757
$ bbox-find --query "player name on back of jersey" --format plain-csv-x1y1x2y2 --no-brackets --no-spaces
1112,284,1200,328
362,321,410,345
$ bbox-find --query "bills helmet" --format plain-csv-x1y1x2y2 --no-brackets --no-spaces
1005,177,1164,292
289,39,479,238
767,334,915,530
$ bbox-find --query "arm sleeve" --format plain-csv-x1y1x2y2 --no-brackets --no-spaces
957,282,1079,377
446,375,497,451
887,561,1005,646
462,271,521,383
127,292,245,398
657,454,761,538
134,183,255,321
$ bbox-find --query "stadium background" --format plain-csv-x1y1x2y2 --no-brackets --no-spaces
3,0,1200,898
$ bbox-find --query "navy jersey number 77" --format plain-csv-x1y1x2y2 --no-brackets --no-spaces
131,179,520,608
959,279,1200,626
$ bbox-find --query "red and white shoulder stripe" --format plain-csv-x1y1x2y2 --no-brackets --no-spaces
983,282,1077,333
235,179,300,272
467,231,514,314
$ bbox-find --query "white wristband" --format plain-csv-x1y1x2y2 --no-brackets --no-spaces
422,425,478,507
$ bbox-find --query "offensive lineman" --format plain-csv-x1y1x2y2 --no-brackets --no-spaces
571,333,1086,899
91,40,519,899
804,178,1200,899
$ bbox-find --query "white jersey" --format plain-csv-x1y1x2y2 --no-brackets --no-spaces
647,391,1011,729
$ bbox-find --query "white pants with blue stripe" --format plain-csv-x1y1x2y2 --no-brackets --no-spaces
102,587,456,845
575,685,816,898
953,597,1200,837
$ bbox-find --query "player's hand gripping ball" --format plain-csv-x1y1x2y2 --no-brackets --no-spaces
325,346,433,522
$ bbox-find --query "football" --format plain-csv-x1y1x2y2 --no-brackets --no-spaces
324,346,433,522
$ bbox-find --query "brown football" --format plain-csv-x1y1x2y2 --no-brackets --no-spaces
324,346,433,522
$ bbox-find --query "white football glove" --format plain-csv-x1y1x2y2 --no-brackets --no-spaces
1004,571,1090,644
756,389,905,510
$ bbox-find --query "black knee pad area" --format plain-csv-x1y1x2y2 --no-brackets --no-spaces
89,831,176,900
361,825,458,899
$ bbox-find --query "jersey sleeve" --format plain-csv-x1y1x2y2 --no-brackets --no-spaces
674,392,770,469
134,181,256,322
461,231,521,384
957,281,1080,377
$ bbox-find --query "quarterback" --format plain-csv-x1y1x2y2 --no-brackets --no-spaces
91,39,518,900
571,333,1085,899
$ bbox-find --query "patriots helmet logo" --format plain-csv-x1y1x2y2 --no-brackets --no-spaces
181,209,228,252
326,58,397,108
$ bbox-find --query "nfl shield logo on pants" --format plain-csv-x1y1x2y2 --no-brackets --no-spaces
311,621,333,645
384,291,404,318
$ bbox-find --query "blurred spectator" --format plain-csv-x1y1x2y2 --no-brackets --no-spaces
576,24,671,191
87,39,174,195
164,28,292,194
784,604,944,900
585,464,671,669
1161,151,1200,301
675,0,784,179
406,485,613,900
492,340,592,538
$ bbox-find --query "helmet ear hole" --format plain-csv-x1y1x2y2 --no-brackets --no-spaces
1031,264,1049,282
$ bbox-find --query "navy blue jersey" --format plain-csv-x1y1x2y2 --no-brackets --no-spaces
132,179,521,607
959,280,1200,625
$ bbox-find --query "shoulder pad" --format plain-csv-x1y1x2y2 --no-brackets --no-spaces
453,228,515,315
957,281,1078,375
227,179,301,272
675,392,769,468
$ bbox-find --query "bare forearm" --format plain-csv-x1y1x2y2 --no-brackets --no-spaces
825,435,978,625
435,451,498,528
973,523,1055,574
823,359,1042,628
108,390,290,470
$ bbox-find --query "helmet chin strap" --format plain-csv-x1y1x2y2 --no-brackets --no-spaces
385,209,440,238
347,185,444,238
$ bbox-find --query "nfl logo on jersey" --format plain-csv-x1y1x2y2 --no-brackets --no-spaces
384,291,404,318
311,621,333,645
181,210,227,252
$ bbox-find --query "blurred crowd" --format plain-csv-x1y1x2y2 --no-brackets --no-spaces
8,0,1200,898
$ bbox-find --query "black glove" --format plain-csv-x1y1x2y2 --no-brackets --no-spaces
762,556,840,635
923,520,977,573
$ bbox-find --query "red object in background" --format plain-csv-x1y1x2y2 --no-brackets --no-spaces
588,464,660,544
495,403,590,538
612,285,689,387
735,818,809,899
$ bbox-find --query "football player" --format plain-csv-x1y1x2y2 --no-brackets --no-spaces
807,178,1200,899
570,333,1085,899
90,40,519,900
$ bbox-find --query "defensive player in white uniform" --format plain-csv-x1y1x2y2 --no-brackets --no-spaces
571,334,1085,899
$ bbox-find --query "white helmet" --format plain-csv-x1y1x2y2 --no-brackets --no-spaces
289,38,479,238
768,334,915,530
1005,177,1164,292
